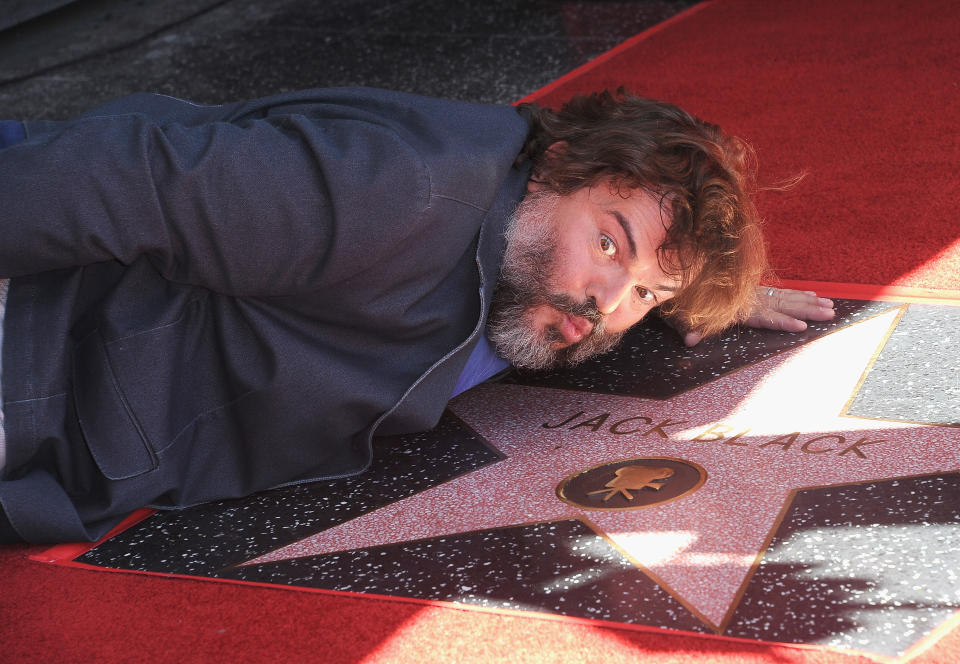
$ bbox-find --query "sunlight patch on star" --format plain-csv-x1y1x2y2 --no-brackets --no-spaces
606,530,697,566
675,307,907,440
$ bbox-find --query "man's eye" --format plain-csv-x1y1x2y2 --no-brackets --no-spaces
599,234,616,256
636,286,654,302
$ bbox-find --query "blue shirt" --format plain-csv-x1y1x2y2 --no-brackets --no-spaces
450,333,511,398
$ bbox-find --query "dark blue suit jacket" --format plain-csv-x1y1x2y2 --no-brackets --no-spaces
0,88,530,542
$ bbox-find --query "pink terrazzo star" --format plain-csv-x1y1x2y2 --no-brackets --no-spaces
247,306,960,630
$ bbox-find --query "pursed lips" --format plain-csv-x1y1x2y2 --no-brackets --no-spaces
557,311,595,345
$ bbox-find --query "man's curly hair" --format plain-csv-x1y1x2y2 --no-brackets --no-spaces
516,89,769,338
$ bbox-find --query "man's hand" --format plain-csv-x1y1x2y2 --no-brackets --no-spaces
681,287,836,347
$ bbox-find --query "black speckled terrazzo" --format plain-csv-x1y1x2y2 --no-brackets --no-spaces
504,298,899,399
76,411,503,575
726,473,960,657
846,304,960,426
222,518,711,632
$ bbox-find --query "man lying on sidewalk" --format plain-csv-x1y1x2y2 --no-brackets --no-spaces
0,87,833,542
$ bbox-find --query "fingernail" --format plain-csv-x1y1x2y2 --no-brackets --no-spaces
818,298,834,307
805,291,817,295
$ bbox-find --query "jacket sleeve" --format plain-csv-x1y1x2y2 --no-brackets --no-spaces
0,111,423,295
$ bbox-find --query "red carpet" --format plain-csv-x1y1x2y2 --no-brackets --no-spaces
521,0,960,293
2,539,920,664
4,1,959,662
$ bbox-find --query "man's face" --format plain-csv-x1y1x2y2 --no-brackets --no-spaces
488,181,680,370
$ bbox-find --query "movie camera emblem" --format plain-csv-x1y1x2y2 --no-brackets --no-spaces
557,457,707,510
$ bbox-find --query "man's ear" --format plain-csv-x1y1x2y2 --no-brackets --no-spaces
544,140,567,157
528,141,568,192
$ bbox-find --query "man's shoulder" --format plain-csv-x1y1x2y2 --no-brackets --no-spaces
331,88,530,209
255,86,531,212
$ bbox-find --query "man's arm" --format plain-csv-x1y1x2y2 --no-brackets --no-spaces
0,112,416,295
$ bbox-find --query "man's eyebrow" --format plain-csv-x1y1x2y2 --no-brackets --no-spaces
610,209,678,296
611,211,638,260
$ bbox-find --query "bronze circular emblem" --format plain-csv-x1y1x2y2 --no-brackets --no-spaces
556,457,707,511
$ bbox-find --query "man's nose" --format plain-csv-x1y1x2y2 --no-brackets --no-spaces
587,272,633,315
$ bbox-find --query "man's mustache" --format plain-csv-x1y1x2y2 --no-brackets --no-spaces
544,294,604,325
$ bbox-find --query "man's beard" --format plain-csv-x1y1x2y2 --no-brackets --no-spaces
487,190,625,371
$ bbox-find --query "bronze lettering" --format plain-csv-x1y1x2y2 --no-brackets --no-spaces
800,434,842,454
642,418,688,439
692,423,748,444
542,411,585,429
759,432,800,450
686,424,877,460
570,413,610,432
723,429,751,446
839,437,885,458
692,423,733,442
609,416,653,435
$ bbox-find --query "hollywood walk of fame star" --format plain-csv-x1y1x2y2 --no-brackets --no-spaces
243,306,960,630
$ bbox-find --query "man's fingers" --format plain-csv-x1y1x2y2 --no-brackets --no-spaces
778,299,835,321
762,288,835,321
683,330,703,347
771,312,808,331
744,311,808,332
804,304,837,320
